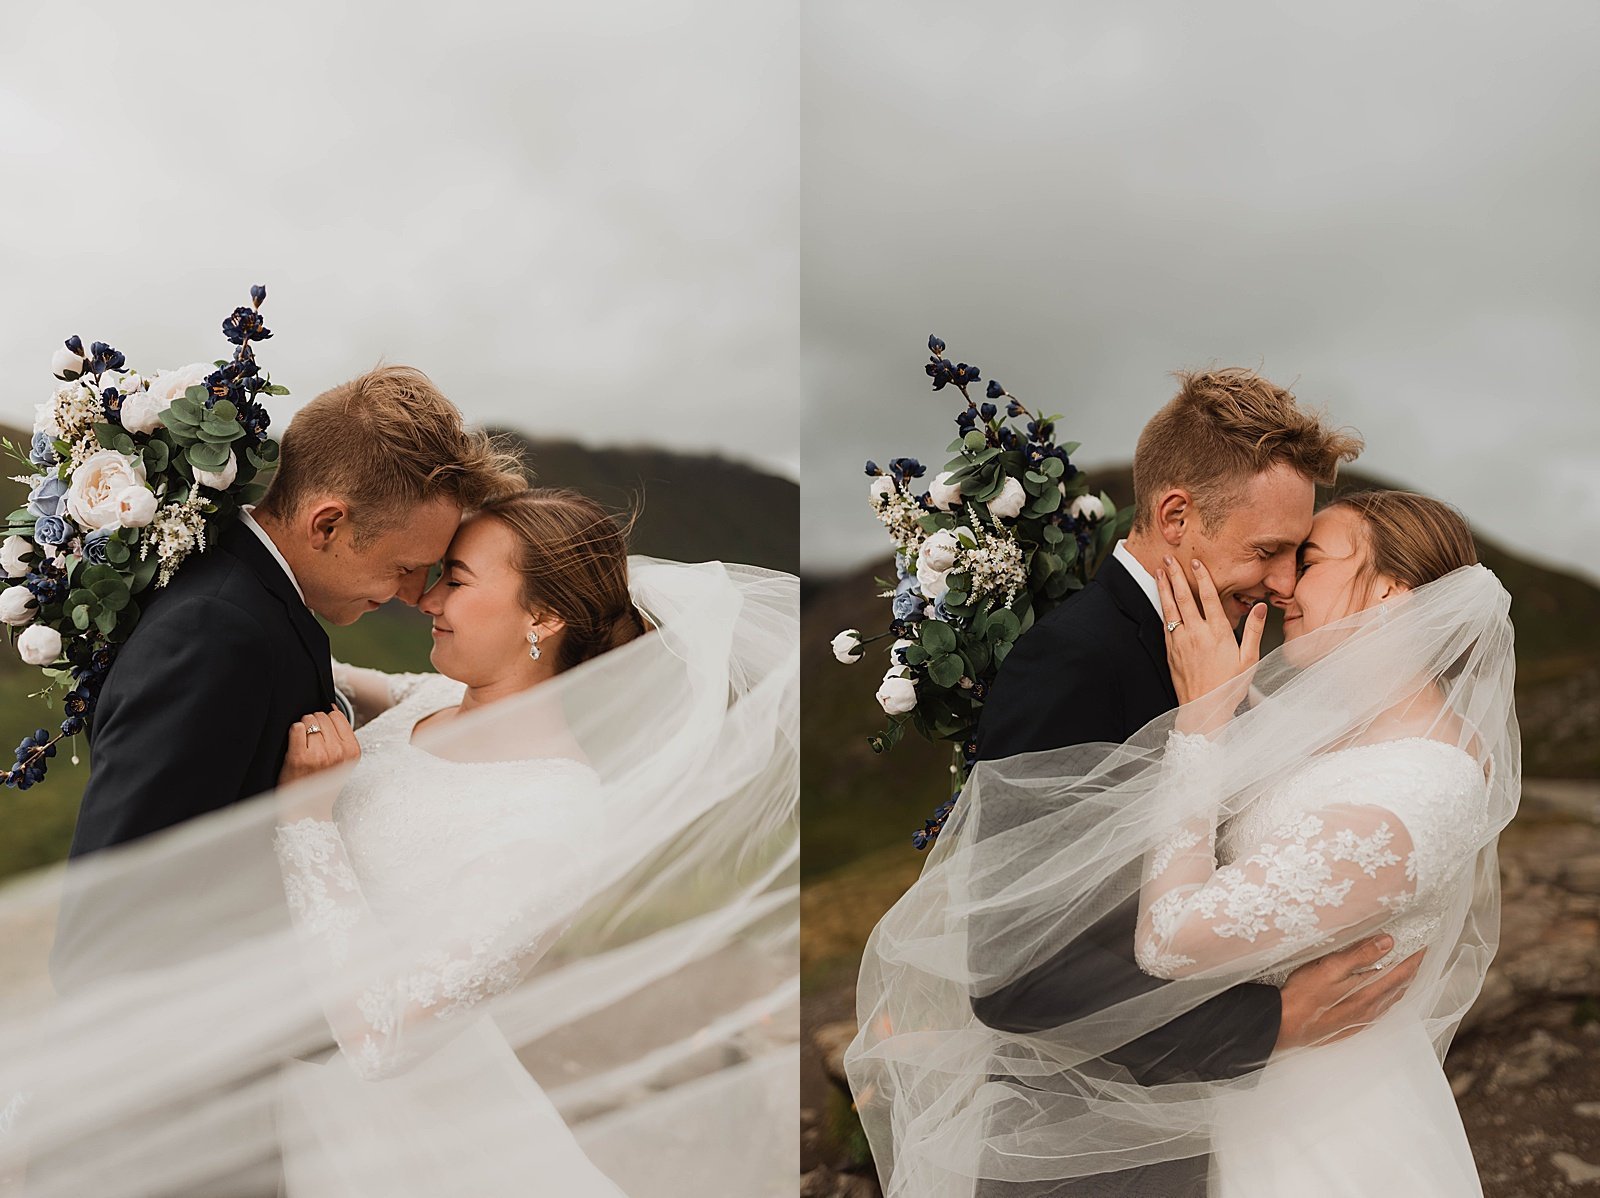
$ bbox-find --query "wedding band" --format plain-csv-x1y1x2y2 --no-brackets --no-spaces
1165,620,1181,633
307,724,323,735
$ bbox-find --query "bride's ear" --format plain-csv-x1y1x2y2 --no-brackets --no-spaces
1372,574,1410,603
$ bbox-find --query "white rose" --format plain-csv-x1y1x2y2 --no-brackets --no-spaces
17,623,62,666
193,449,238,490
145,362,213,407
1,537,32,580
916,557,950,601
117,486,159,528
876,669,919,715
119,390,167,436
0,587,36,626
831,629,863,664
67,450,148,532
1070,493,1106,522
986,476,1027,519
51,346,84,379
928,471,963,511
869,476,897,505
918,528,961,573
890,637,914,665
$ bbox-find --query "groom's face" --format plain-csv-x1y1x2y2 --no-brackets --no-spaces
1177,464,1315,625
303,497,464,624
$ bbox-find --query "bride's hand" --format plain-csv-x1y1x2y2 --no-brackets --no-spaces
1157,557,1267,714
278,708,361,794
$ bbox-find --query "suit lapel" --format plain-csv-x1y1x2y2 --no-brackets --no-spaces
215,523,336,707
1095,555,1179,708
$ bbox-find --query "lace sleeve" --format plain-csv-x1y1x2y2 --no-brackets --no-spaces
331,662,435,724
274,814,588,1080
1134,734,1482,981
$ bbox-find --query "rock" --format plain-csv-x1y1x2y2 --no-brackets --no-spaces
1577,1102,1600,1118
801,1165,881,1198
1449,1069,1477,1099
1552,1152,1600,1184
1560,854,1600,894
814,1020,858,1093
1488,1029,1583,1090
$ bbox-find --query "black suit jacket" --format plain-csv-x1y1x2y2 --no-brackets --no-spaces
969,553,1281,1198
52,520,338,986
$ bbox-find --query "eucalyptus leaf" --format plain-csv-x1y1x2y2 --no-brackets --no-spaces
927,652,964,688
920,620,957,655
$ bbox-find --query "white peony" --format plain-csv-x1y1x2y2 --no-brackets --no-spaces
986,476,1027,519
1,536,32,580
915,557,949,601
193,449,238,491
145,362,213,407
17,623,62,666
876,668,919,715
869,476,897,504
918,528,962,573
890,637,914,665
67,450,148,532
0,587,36,626
1070,493,1106,522
117,487,159,528
119,390,167,436
51,346,83,379
831,629,863,664
928,471,963,511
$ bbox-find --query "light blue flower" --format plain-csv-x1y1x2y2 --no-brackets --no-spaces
82,529,113,565
28,432,58,469
27,476,69,520
33,515,71,547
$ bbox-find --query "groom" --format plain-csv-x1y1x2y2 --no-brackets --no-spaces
974,368,1419,1197
45,367,521,1195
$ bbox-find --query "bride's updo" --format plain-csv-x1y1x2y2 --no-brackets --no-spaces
480,489,648,673
1328,490,1479,590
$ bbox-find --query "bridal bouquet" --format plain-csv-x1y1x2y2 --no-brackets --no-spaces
0,287,285,789
834,336,1132,847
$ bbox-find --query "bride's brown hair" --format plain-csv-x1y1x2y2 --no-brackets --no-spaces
1327,490,1479,590
480,489,649,673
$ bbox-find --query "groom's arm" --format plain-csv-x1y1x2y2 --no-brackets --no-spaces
969,622,1282,1084
70,596,276,855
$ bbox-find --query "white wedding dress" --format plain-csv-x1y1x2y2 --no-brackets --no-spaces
1138,733,1492,1198
273,669,626,1198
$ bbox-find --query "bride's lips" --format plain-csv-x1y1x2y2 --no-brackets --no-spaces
431,626,452,638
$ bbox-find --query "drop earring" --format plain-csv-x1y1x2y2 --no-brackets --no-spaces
527,629,541,660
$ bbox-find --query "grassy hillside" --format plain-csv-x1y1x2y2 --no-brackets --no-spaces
0,429,796,880
804,465,1600,886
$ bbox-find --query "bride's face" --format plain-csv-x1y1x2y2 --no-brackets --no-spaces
417,514,561,686
1281,506,1406,640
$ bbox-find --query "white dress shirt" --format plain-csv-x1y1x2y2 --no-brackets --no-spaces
1112,539,1164,620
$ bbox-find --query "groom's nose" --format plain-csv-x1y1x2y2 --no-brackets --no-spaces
393,568,428,607
1261,553,1298,600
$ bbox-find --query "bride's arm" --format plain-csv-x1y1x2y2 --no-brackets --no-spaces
332,661,433,725
273,814,584,1080
1134,733,1476,981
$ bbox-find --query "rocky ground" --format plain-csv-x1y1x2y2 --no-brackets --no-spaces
801,779,1600,1197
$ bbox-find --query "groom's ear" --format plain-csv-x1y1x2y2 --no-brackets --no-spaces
1152,488,1193,546
306,501,351,549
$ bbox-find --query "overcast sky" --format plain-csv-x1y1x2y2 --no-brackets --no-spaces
802,1,1599,582
0,1,797,479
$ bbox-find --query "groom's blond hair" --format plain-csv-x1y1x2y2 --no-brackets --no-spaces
257,366,525,543
1131,367,1363,532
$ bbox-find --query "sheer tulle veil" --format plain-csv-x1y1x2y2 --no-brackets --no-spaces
845,563,1518,1196
0,556,798,1197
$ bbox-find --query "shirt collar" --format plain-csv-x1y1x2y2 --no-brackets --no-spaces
238,506,307,608
1112,539,1163,619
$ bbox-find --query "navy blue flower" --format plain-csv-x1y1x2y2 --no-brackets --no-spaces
986,380,1005,400
82,529,113,566
889,457,926,481
27,477,70,520
1006,399,1023,417
85,341,126,376
954,408,978,433
927,334,945,355
979,402,996,422
925,359,954,391
28,431,59,468
864,460,881,477
236,398,271,441
101,387,124,423
250,284,267,308
24,571,65,605
64,335,84,358
950,362,981,388
33,515,71,547
222,306,271,346
60,715,84,737
63,689,91,716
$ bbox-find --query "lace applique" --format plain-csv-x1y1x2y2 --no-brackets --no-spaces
275,819,364,968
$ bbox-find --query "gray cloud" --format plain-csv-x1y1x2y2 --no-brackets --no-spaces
0,0,797,478
802,1,1600,580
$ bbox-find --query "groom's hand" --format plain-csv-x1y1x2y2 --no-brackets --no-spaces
1273,935,1422,1053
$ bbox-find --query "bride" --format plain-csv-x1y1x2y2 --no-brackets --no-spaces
0,488,798,1197
846,490,1517,1197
